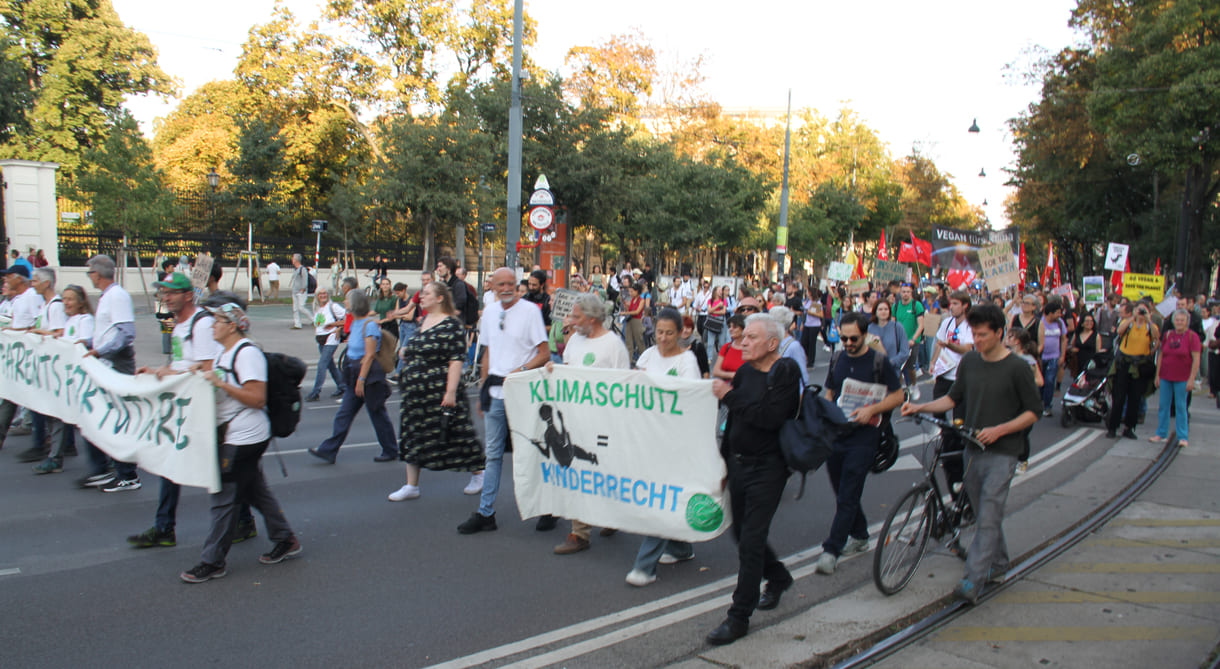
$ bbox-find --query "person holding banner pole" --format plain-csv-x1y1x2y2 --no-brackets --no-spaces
457,268,549,535
0,263,43,457
624,308,700,584
549,293,633,556
706,314,801,646
30,285,93,474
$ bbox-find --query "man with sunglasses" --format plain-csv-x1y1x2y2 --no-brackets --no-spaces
457,267,549,535
815,311,904,575
734,296,762,318
930,291,974,503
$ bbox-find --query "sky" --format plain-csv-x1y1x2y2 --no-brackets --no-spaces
112,0,1085,229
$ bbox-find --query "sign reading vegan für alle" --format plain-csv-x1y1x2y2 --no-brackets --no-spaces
504,366,730,542
0,331,221,492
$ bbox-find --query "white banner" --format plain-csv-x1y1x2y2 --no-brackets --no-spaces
505,366,731,542
0,331,221,492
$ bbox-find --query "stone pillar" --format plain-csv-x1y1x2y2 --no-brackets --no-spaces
0,160,60,266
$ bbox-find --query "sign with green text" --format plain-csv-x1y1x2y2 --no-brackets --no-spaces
0,331,220,492
504,366,730,541
872,259,909,284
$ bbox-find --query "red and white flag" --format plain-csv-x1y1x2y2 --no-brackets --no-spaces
878,230,888,261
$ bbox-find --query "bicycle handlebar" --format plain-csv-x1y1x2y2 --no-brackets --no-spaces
909,414,987,450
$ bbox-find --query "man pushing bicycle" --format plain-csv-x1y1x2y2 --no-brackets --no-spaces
901,304,1041,604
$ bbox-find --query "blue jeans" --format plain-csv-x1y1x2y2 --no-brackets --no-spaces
1040,358,1059,410
310,342,344,398
632,537,693,577
477,398,508,517
83,439,138,479
823,428,875,556
1156,380,1189,441
394,322,418,375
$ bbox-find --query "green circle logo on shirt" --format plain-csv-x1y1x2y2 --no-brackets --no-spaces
686,493,724,532
582,352,596,366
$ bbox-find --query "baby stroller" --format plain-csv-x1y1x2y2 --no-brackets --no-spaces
1060,350,1113,428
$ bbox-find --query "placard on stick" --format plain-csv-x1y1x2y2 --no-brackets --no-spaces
549,288,580,321
978,243,1020,290
872,259,908,285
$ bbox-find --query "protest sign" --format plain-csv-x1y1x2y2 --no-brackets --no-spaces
1082,276,1105,305
827,262,853,282
977,243,1021,290
872,259,908,285
710,275,740,299
848,278,871,295
0,331,220,492
549,288,580,321
1104,243,1129,272
504,366,730,542
190,253,213,303
929,226,1020,277
1121,273,1164,302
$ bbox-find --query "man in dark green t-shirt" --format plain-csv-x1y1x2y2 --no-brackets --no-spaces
893,284,925,396
902,304,1040,604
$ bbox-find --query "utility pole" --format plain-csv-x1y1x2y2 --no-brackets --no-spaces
775,90,792,282
504,0,524,271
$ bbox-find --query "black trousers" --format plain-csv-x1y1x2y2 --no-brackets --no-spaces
801,325,821,368
1108,368,1149,432
725,453,792,624
933,375,965,499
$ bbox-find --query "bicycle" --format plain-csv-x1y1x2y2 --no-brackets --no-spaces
872,414,985,596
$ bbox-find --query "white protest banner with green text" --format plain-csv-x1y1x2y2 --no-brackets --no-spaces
0,331,220,492
505,366,730,542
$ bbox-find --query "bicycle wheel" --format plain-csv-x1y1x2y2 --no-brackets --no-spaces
873,483,934,596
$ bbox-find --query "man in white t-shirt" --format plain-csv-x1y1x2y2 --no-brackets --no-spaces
929,291,975,500
549,292,631,555
19,268,66,466
457,267,549,535
265,260,281,300
80,255,141,491
0,264,43,454
125,274,237,548
669,273,693,316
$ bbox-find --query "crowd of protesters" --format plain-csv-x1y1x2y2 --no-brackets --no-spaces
3,246,1217,645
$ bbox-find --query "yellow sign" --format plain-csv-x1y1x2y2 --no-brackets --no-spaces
775,227,788,254
1122,273,1164,302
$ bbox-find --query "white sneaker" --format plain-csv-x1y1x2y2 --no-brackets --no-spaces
659,552,694,565
388,484,420,501
463,473,484,495
815,552,837,575
625,569,656,587
1016,461,1028,476
908,385,921,401
842,537,869,555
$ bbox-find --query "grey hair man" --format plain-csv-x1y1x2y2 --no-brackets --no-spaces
768,305,808,385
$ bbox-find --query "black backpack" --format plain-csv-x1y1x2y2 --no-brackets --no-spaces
462,280,480,327
225,342,307,438
306,272,317,295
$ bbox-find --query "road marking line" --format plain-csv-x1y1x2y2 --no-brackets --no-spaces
1086,538,1220,548
427,428,1095,668
935,626,1215,642
0,568,20,577
1013,429,1099,487
993,590,1220,604
274,441,378,456
1111,519,1220,527
1047,563,1220,574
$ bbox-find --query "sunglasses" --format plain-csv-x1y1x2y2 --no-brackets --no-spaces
842,335,862,344
738,306,759,313
499,310,507,331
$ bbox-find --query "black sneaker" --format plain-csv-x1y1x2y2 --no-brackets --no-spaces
17,445,48,463
457,512,497,534
180,562,227,583
535,514,558,532
231,521,258,544
1122,427,1138,439
329,389,345,398
101,476,142,493
127,526,176,548
304,393,320,402
259,537,302,564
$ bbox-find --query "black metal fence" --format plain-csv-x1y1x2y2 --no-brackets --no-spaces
57,226,423,269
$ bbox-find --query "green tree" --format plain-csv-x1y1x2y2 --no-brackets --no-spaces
152,80,248,192
0,34,33,143
223,118,287,236
70,113,177,238
563,29,656,119
0,0,174,178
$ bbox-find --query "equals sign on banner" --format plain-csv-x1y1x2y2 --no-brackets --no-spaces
596,435,609,448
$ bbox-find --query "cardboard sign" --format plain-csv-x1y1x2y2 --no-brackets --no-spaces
1104,243,1130,272
872,259,908,285
848,278,871,295
549,288,581,321
1082,276,1105,305
978,243,1021,289
827,262,853,282
1121,273,1165,302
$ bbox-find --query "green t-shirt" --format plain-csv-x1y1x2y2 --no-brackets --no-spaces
947,351,1043,458
893,298,925,343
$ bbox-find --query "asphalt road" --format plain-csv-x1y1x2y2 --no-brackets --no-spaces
0,304,1116,668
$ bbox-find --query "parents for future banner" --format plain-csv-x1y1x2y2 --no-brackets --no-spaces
930,226,1020,287
505,366,731,542
0,331,221,492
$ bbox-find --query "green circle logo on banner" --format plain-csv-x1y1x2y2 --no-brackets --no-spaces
686,493,724,532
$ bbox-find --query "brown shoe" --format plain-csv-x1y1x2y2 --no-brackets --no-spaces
599,527,618,537
553,533,590,555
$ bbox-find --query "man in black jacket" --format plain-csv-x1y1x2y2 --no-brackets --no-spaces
436,256,469,326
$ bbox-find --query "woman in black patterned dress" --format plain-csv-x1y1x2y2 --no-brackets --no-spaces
388,281,484,501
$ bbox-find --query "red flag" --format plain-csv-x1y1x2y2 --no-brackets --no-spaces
909,231,933,267
897,241,919,263
1042,241,1061,289
1112,256,1128,293
1154,258,1161,276
1018,243,1027,290
854,254,867,280
878,230,888,260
